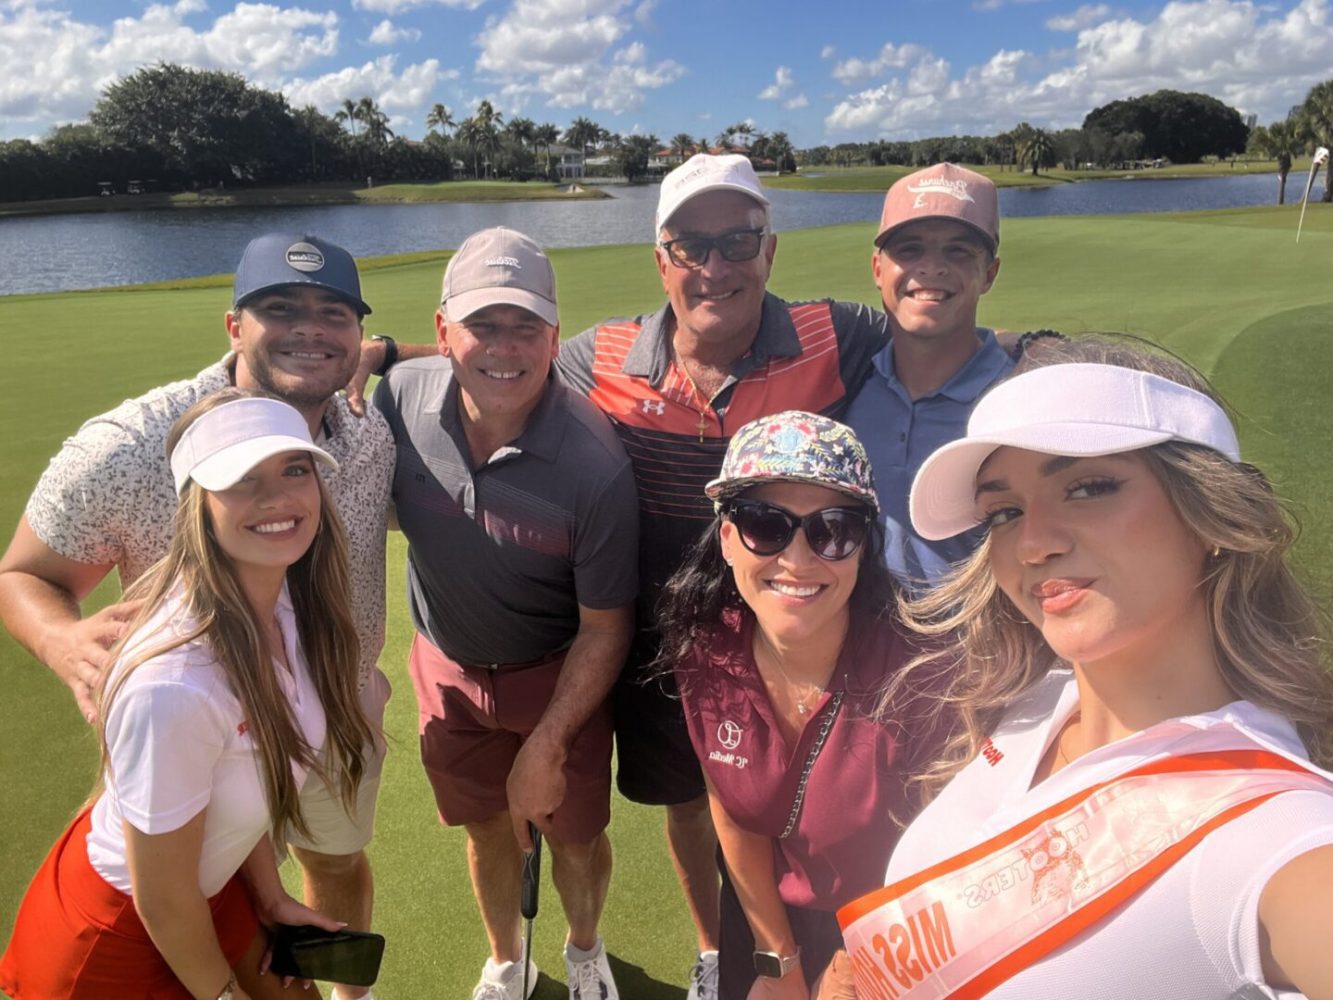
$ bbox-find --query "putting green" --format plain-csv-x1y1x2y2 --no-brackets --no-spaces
1,204,1330,997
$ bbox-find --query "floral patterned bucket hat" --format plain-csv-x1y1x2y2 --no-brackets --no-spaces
705,410,880,512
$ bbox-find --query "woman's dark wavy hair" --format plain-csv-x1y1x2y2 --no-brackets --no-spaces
656,494,896,678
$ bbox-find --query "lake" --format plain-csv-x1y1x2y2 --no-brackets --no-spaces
0,172,1296,297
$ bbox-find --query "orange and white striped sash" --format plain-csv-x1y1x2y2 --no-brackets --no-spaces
837,749,1331,1000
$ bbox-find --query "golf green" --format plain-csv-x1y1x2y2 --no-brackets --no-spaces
1,203,1330,997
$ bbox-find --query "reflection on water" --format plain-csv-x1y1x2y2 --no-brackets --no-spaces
0,172,1291,296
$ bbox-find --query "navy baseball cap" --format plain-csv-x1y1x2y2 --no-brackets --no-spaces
233,233,372,316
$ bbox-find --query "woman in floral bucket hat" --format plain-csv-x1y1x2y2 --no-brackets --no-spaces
657,411,950,1000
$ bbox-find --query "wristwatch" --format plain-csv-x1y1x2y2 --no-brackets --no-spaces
371,334,398,377
753,947,801,978
215,974,236,1000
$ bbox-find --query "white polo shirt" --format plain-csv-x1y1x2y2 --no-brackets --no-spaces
87,584,325,897
885,670,1333,999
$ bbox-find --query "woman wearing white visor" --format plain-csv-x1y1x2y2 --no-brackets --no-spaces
832,339,1333,999
2,389,372,1000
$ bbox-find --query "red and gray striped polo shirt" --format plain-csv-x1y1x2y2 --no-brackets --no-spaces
556,292,888,618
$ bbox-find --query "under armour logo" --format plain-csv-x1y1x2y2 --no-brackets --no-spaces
642,399,665,416
717,720,742,750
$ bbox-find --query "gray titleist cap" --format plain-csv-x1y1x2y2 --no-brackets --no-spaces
233,233,372,315
440,227,558,327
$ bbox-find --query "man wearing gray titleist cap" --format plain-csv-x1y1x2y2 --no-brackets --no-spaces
0,232,395,1000
372,227,638,1000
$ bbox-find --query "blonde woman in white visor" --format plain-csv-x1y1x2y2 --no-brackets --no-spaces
2,389,371,1000
831,338,1333,999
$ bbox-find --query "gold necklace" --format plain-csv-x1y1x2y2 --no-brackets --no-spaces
678,363,711,443
758,638,828,716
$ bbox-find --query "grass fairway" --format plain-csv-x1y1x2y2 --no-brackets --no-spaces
765,157,1319,192
2,202,1331,996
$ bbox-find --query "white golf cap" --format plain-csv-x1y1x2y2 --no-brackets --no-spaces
170,396,338,495
656,153,770,234
909,363,1241,541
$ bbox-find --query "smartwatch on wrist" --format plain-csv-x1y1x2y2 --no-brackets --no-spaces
753,947,801,978
371,334,398,377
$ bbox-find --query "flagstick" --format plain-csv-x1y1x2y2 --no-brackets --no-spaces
1297,147,1330,244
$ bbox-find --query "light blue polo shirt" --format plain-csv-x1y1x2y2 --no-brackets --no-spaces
846,329,1013,591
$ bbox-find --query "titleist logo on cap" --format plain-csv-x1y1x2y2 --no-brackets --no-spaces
908,178,976,207
484,255,522,268
285,242,326,272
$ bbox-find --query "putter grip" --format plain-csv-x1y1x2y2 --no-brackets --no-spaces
520,826,542,919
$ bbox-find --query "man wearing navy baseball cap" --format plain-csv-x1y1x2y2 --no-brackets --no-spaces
0,233,395,1000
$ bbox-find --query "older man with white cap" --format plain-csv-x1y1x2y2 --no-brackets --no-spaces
555,154,890,999
0,232,396,1000
372,226,638,1000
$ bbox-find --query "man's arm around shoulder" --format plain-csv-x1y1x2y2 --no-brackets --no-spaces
0,517,131,723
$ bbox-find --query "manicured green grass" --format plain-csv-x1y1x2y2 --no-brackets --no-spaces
2,202,1332,996
767,157,1322,192
0,180,608,218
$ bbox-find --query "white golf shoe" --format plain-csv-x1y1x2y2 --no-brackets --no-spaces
565,936,618,999
471,955,539,1000
686,950,719,1000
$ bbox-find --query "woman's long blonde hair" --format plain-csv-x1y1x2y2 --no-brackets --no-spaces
96,388,373,841
889,335,1333,799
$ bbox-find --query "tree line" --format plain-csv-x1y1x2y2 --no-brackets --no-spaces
0,65,1329,204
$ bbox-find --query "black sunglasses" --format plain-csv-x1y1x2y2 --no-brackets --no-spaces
724,499,871,562
659,228,767,269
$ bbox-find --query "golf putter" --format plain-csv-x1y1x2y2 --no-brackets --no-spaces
521,823,542,999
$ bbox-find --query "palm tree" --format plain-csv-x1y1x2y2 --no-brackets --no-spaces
563,116,602,158
1299,78,1333,202
505,116,536,150
768,130,794,174
334,97,360,136
1015,124,1056,176
1252,118,1303,204
670,132,695,159
456,116,483,178
425,103,455,137
533,122,560,175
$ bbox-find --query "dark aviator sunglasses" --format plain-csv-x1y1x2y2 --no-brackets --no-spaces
723,498,871,562
659,228,767,269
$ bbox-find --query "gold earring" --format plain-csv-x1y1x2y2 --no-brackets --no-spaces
1211,545,1222,558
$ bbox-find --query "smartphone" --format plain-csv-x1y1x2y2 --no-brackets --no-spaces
268,924,385,986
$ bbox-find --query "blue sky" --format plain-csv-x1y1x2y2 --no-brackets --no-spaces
2,0,1330,145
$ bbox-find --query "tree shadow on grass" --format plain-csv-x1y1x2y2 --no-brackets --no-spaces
529,954,687,998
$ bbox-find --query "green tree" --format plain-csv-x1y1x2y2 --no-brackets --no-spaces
615,134,658,182
425,103,455,137
768,131,796,174
563,116,603,157
89,63,298,187
1014,124,1057,175
670,132,695,158
1251,118,1304,204
334,98,360,136
1083,90,1247,163
1299,78,1333,201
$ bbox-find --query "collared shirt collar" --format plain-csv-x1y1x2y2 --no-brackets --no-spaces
872,327,1012,404
621,292,804,387
438,367,566,464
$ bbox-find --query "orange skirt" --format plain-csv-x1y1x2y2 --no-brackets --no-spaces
0,808,260,999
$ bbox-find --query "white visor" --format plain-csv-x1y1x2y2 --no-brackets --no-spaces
170,396,338,495
909,363,1240,541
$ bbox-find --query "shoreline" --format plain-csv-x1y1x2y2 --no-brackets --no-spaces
0,179,613,219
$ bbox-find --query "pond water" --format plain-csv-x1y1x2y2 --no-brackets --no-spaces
0,171,1299,297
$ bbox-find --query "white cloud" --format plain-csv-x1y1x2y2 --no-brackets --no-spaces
784,93,809,109
820,44,836,59
284,55,455,112
824,0,1333,139
1046,3,1112,30
368,18,421,44
634,0,655,27
831,42,929,85
758,65,795,100
352,0,485,12
474,0,683,114
0,1,339,134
